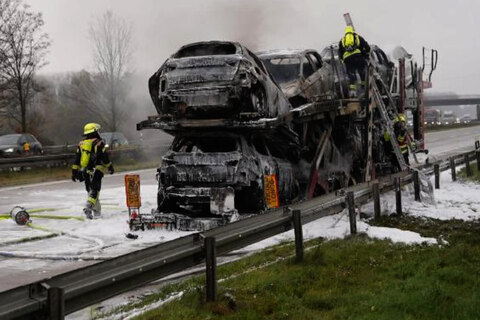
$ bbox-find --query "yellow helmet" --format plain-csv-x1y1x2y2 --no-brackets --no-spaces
394,114,407,123
344,26,355,35
83,123,101,135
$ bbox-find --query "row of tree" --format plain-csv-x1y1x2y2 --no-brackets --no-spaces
0,0,50,134
0,0,145,144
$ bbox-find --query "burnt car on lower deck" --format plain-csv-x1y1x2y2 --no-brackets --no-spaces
148,41,291,120
154,131,301,229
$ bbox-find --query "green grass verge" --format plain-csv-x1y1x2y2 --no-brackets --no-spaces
109,216,480,320
0,160,159,187
458,164,480,183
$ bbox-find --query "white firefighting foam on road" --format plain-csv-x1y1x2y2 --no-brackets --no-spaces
1,167,478,265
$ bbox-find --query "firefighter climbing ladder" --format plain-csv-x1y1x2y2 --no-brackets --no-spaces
370,74,408,171
373,71,419,164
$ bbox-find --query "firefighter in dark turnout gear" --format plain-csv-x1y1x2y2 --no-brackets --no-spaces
338,26,371,97
71,123,114,219
393,113,410,166
383,113,410,171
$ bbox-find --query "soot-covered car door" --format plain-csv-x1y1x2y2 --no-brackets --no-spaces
300,51,335,102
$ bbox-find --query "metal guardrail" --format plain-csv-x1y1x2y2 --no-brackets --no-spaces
0,149,478,319
43,144,77,154
0,153,74,170
0,145,168,170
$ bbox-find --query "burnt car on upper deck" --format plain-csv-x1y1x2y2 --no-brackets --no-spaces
148,41,291,120
257,49,335,107
320,44,394,96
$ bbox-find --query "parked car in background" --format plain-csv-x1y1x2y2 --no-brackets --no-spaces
424,108,441,126
0,133,43,157
440,110,457,125
100,132,129,148
257,49,335,107
459,114,473,124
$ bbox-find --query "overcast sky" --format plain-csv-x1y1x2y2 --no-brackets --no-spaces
25,0,480,95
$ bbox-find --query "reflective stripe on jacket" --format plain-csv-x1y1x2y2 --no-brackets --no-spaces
72,138,112,173
397,135,408,154
341,33,361,60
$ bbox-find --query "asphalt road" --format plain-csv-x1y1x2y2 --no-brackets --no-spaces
0,125,478,294
424,125,480,156
0,168,157,215
2,125,478,214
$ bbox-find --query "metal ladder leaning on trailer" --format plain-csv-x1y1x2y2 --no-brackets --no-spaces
368,65,409,174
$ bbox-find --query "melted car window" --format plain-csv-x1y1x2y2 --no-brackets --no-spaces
251,136,269,156
302,56,314,78
174,43,237,58
267,143,285,159
173,137,238,153
307,53,322,70
262,57,300,84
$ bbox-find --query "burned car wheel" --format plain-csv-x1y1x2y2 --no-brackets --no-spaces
235,182,265,213
157,188,174,212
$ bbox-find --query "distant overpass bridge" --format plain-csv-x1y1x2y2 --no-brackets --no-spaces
424,95,480,107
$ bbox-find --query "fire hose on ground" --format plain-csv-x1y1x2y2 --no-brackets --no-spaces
0,207,115,260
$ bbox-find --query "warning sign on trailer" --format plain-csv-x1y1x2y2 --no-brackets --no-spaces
264,174,280,209
125,174,141,208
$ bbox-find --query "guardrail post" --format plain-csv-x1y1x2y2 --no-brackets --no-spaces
450,158,456,181
465,154,472,177
292,210,304,262
413,171,421,200
476,151,480,171
346,191,356,234
434,164,440,189
394,177,402,215
47,286,65,320
373,183,381,220
205,237,217,302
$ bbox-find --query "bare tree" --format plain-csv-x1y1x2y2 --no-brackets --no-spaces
88,11,133,131
0,0,50,133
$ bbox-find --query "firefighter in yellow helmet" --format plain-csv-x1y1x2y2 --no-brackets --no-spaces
338,26,371,98
71,123,114,219
393,113,410,166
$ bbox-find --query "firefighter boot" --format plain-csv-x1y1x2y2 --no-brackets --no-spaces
84,194,98,220
83,202,94,220
92,199,101,219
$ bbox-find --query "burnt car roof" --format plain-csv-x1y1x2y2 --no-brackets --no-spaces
172,41,243,59
256,49,317,59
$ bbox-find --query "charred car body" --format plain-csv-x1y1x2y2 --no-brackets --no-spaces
137,38,432,231
258,49,335,107
136,40,303,230
151,130,301,230
148,41,291,120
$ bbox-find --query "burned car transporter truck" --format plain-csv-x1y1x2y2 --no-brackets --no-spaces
136,40,436,231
